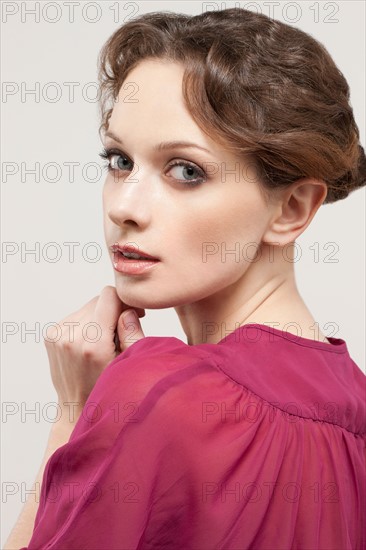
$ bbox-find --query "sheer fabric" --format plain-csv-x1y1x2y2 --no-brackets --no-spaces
20,324,366,549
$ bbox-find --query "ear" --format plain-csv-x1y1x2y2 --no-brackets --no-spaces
262,178,328,246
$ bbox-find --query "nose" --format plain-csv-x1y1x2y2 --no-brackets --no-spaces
105,167,153,229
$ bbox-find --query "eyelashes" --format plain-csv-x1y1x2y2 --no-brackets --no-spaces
99,148,131,172
99,147,207,187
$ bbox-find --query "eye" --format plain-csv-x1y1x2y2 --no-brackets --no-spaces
99,148,133,172
99,148,207,187
166,160,206,187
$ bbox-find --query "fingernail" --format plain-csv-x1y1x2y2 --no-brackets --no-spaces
122,310,138,329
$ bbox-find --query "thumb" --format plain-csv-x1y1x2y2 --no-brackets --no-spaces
117,309,145,351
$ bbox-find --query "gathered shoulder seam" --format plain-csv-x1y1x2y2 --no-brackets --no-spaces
201,353,365,437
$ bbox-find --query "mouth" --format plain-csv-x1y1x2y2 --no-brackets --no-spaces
110,243,160,275
109,243,160,261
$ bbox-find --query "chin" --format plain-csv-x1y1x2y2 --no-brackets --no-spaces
113,281,168,310
114,285,200,310
113,274,220,310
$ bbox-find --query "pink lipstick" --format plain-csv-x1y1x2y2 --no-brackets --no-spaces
110,243,160,275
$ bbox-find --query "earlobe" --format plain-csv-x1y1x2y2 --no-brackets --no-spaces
262,178,328,246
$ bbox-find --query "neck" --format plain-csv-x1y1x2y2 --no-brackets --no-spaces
175,242,317,345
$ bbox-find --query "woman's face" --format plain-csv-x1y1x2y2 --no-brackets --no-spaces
102,59,275,310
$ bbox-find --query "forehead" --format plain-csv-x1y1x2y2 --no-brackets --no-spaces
108,60,224,154
115,59,186,112
106,59,254,171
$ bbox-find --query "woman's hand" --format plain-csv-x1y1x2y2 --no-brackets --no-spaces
43,285,146,414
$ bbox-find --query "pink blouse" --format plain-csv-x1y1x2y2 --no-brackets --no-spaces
20,323,365,549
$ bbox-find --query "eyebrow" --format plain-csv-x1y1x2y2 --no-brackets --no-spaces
104,130,212,154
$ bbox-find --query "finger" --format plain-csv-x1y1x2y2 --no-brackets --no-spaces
117,309,145,351
93,286,144,345
93,286,125,344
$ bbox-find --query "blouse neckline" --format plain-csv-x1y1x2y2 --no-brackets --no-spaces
218,323,348,354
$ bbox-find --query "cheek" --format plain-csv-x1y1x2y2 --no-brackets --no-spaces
102,183,118,235
102,183,108,213
175,194,265,272
102,192,110,237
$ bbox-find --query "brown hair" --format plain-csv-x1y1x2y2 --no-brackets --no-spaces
97,8,365,204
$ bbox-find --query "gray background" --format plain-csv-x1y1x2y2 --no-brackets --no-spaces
1,1,365,543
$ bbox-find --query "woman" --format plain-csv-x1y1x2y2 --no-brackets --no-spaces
6,7,365,549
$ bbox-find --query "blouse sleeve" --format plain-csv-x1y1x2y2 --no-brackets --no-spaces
19,337,226,550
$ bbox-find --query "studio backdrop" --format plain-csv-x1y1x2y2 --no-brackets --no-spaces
1,0,365,544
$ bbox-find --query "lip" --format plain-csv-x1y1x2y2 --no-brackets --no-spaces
109,242,160,275
109,243,160,261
